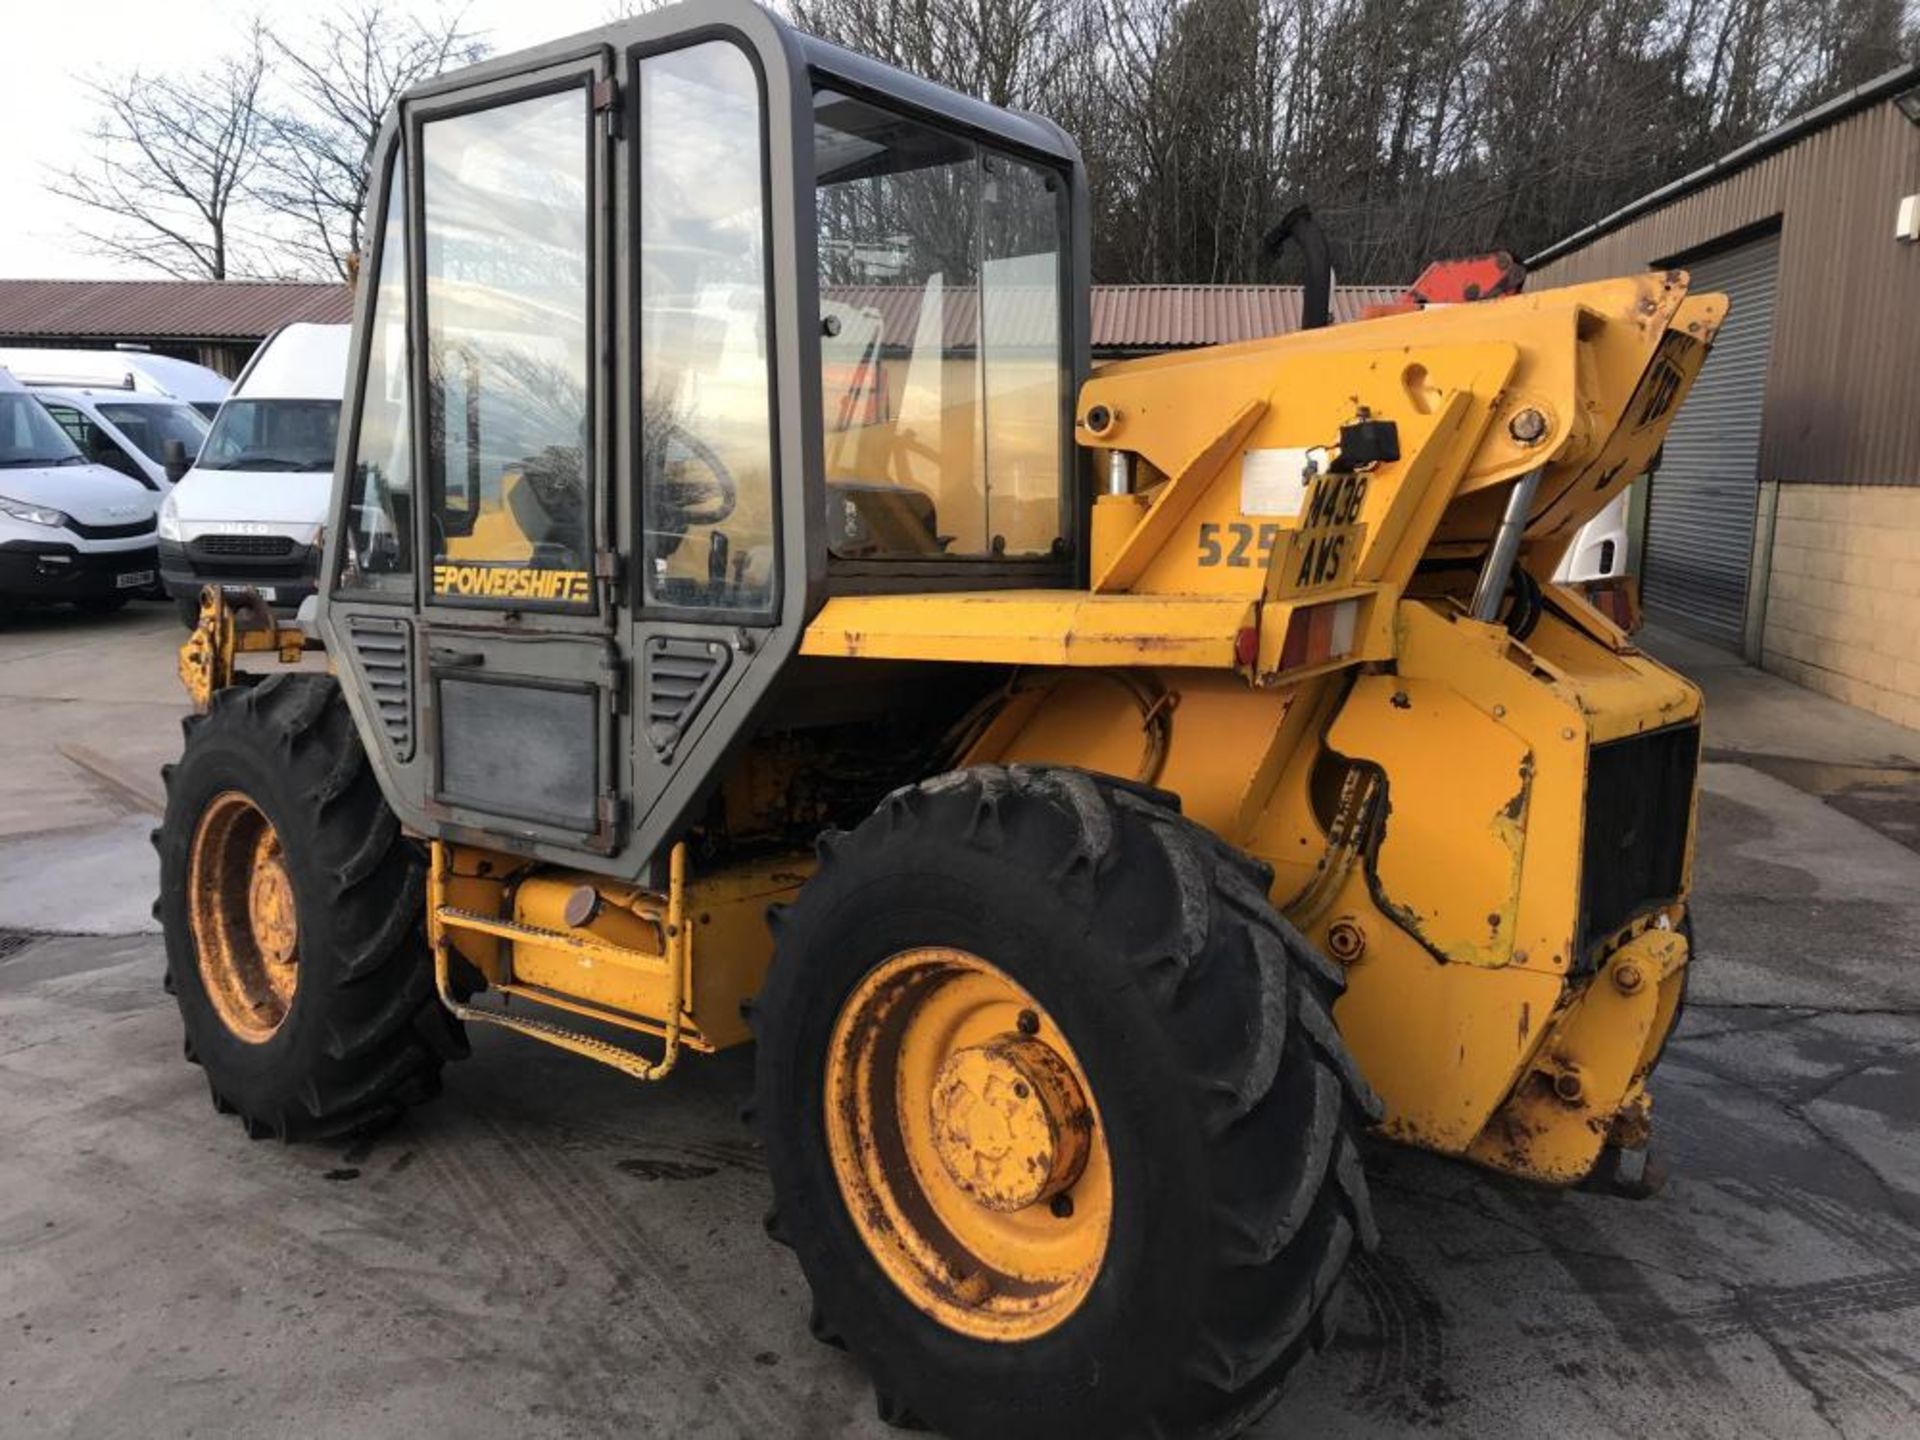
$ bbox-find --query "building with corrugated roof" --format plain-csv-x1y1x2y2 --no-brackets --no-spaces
0,280,354,376
0,277,1400,376
1531,63,1920,729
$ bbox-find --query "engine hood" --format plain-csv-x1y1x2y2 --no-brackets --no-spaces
169,467,331,545
0,463,158,527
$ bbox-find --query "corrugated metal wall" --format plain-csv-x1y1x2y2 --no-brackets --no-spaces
1532,97,1920,486
1641,234,1780,648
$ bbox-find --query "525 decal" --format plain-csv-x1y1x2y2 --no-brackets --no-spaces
1196,521,1282,568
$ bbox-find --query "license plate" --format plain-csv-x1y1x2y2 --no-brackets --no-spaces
116,570,155,589
224,584,277,602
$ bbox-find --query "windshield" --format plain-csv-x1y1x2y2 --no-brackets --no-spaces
0,393,85,467
96,400,209,464
198,399,341,472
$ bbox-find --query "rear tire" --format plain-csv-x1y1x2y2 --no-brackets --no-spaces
156,672,465,1139
753,765,1380,1439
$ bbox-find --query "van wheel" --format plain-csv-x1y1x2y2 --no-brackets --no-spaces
753,765,1381,1439
155,672,466,1139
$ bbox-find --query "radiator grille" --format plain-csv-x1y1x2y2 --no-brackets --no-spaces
195,533,294,557
69,515,155,540
1578,723,1699,966
347,616,414,761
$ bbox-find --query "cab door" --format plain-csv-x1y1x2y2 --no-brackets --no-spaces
408,55,625,854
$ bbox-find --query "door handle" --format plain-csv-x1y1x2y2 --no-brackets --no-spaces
430,646,485,669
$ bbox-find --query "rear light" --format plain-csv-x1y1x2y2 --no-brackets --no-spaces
1277,597,1361,671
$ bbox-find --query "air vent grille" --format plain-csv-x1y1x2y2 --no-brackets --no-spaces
347,616,414,761
644,637,730,759
195,533,294,557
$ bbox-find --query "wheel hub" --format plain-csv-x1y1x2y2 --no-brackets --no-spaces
930,1038,1090,1212
247,845,297,969
188,791,299,1043
824,947,1113,1341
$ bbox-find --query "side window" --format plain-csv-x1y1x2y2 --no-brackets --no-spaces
813,96,1067,562
422,85,592,608
980,155,1065,558
340,164,414,594
638,42,776,613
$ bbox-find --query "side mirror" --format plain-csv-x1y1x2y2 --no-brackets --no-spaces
162,438,190,484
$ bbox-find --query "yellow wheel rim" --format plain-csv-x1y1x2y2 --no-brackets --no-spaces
825,948,1113,1341
189,791,299,1043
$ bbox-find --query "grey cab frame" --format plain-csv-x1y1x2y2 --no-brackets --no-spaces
318,0,1093,883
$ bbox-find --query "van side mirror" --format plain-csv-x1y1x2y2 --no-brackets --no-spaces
162,438,190,484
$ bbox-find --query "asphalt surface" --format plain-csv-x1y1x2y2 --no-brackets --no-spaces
1,603,1917,1439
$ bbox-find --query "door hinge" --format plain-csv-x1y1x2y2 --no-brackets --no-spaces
601,649,628,715
594,547,625,608
593,77,623,140
591,791,629,854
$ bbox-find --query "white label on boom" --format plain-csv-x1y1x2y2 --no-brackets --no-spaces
1240,447,1322,517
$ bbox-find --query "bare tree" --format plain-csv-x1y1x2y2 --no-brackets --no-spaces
256,2,487,280
48,29,271,279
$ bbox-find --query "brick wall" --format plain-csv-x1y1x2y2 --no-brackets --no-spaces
1762,485,1920,730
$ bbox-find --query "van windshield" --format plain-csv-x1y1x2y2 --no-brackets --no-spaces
96,400,209,464
198,399,340,472
0,393,85,467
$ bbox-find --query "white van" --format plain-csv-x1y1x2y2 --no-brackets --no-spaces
0,346,230,420
0,370,159,618
1556,492,1630,584
158,323,348,622
33,386,209,491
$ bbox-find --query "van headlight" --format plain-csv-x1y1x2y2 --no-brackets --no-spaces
0,495,72,528
158,494,183,542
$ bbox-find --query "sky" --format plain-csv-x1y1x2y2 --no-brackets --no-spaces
0,0,628,280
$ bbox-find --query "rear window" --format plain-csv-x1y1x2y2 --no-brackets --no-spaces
198,399,340,472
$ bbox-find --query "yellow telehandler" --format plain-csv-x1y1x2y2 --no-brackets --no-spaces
157,3,1717,1433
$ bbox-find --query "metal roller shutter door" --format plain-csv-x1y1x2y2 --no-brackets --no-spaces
1640,232,1780,650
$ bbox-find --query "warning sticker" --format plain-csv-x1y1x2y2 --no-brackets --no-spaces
1239,447,1323,517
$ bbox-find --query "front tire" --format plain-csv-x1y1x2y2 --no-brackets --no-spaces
753,766,1380,1439
156,673,465,1139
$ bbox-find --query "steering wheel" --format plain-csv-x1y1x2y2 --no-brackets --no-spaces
645,425,739,557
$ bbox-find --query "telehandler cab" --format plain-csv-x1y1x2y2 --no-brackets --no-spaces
158,2,1718,1433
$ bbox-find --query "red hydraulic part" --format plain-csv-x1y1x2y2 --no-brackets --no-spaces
1360,251,1527,319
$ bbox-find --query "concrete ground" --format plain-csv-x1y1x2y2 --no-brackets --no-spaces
1,605,1917,1439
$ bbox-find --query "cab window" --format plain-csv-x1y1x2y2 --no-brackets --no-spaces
814,93,1066,561
340,163,413,594
40,402,146,483
93,402,207,465
421,85,592,608
637,42,776,614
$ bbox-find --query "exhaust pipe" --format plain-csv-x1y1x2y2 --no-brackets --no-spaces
1263,205,1333,330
